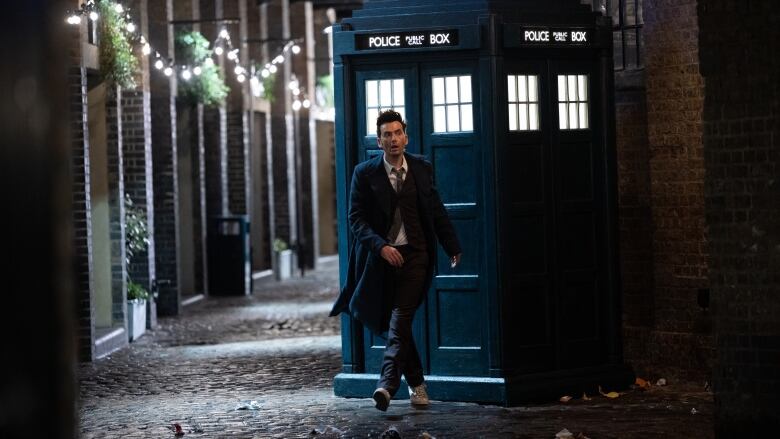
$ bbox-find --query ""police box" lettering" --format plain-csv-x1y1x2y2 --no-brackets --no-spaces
357,30,459,50
521,27,589,45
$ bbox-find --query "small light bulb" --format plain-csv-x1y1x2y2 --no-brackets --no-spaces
274,55,285,64
214,46,224,56
219,29,230,39
234,66,244,75
302,99,311,108
237,74,246,83
142,43,151,55
182,69,191,80
288,79,299,90
89,11,99,21
268,65,277,74
292,88,300,96
154,59,164,70
227,50,238,61
204,58,214,67
126,22,136,33
291,44,301,54
261,69,270,78
193,66,202,76
67,15,82,25
164,67,173,76
292,100,302,111
114,4,123,13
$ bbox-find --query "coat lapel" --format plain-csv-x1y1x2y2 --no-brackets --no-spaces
368,155,393,217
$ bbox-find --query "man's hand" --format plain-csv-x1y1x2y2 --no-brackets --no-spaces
380,245,404,267
450,253,462,268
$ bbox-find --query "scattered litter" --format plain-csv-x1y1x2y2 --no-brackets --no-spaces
598,385,620,399
418,433,436,439
635,377,651,390
656,378,667,386
582,392,592,401
691,408,698,415
310,425,345,436
559,395,573,403
380,426,402,439
171,423,185,437
235,400,262,410
555,428,574,439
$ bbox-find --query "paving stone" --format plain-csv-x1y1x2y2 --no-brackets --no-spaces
79,260,714,438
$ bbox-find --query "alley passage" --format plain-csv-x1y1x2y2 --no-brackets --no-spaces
79,259,714,438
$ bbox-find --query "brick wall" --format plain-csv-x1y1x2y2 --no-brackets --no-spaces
149,0,181,316
227,109,248,214
618,0,713,381
698,0,780,434
69,22,96,362
106,87,128,324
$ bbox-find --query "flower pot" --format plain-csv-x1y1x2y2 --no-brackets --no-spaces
127,299,147,342
274,249,293,281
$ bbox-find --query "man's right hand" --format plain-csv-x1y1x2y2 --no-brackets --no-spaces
380,245,404,267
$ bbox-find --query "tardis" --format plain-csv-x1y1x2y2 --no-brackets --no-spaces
333,0,633,405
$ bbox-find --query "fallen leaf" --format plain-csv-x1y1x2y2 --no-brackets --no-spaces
555,428,574,439
656,378,667,386
598,385,620,399
576,433,592,439
582,392,592,401
559,395,573,402
635,377,651,390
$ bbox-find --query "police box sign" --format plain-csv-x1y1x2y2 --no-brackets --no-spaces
518,27,590,46
355,30,459,50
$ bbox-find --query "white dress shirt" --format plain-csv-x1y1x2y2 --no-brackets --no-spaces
383,155,408,246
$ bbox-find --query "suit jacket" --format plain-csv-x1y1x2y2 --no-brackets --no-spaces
329,152,462,334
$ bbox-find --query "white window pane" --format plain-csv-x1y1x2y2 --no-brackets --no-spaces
569,102,578,128
433,77,445,105
519,104,529,131
461,104,473,131
447,104,460,131
366,80,378,107
559,103,568,129
380,79,392,106
558,75,567,101
507,76,517,102
579,103,588,129
529,103,539,130
568,75,577,101
367,108,378,135
508,104,518,131
528,75,538,102
459,76,472,103
578,75,588,101
433,106,446,133
446,76,459,103
518,76,527,102
393,79,405,106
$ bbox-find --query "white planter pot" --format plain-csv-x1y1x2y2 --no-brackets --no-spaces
274,249,293,281
127,299,147,342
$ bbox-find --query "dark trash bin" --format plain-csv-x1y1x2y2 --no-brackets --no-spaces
208,215,251,296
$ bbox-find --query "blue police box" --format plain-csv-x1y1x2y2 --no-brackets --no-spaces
333,0,634,405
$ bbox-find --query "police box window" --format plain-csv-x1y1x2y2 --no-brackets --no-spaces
432,75,473,133
583,0,644,70
507,75,540,131
557,75,589,130
366,79,405,135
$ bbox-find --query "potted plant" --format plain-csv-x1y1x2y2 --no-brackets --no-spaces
125,193,153,339
127,281,148,341
273,238,293,281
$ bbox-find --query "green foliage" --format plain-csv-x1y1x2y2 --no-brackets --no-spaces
175,30,229,106
262,72,276,103
97,0,138,89
273,238,289,253
316,74,334,108
127,281,150,301
124,193,149,268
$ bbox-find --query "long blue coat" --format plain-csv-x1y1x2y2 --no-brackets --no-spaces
329,153,462,334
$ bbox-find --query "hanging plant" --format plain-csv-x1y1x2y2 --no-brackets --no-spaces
96,0,138,89
175,30,229,106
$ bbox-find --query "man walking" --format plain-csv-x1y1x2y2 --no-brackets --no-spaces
329,110,462,411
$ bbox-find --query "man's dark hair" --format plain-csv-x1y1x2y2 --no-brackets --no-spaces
376,109,407,138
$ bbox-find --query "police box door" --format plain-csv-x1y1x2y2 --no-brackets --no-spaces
353,60,488,378
499,55,610,374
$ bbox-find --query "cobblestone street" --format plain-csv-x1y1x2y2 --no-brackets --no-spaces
78,259,715,438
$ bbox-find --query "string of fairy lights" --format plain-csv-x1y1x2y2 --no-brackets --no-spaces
65,0,312,110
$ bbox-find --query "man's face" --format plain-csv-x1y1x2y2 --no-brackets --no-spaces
377,121,408,160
